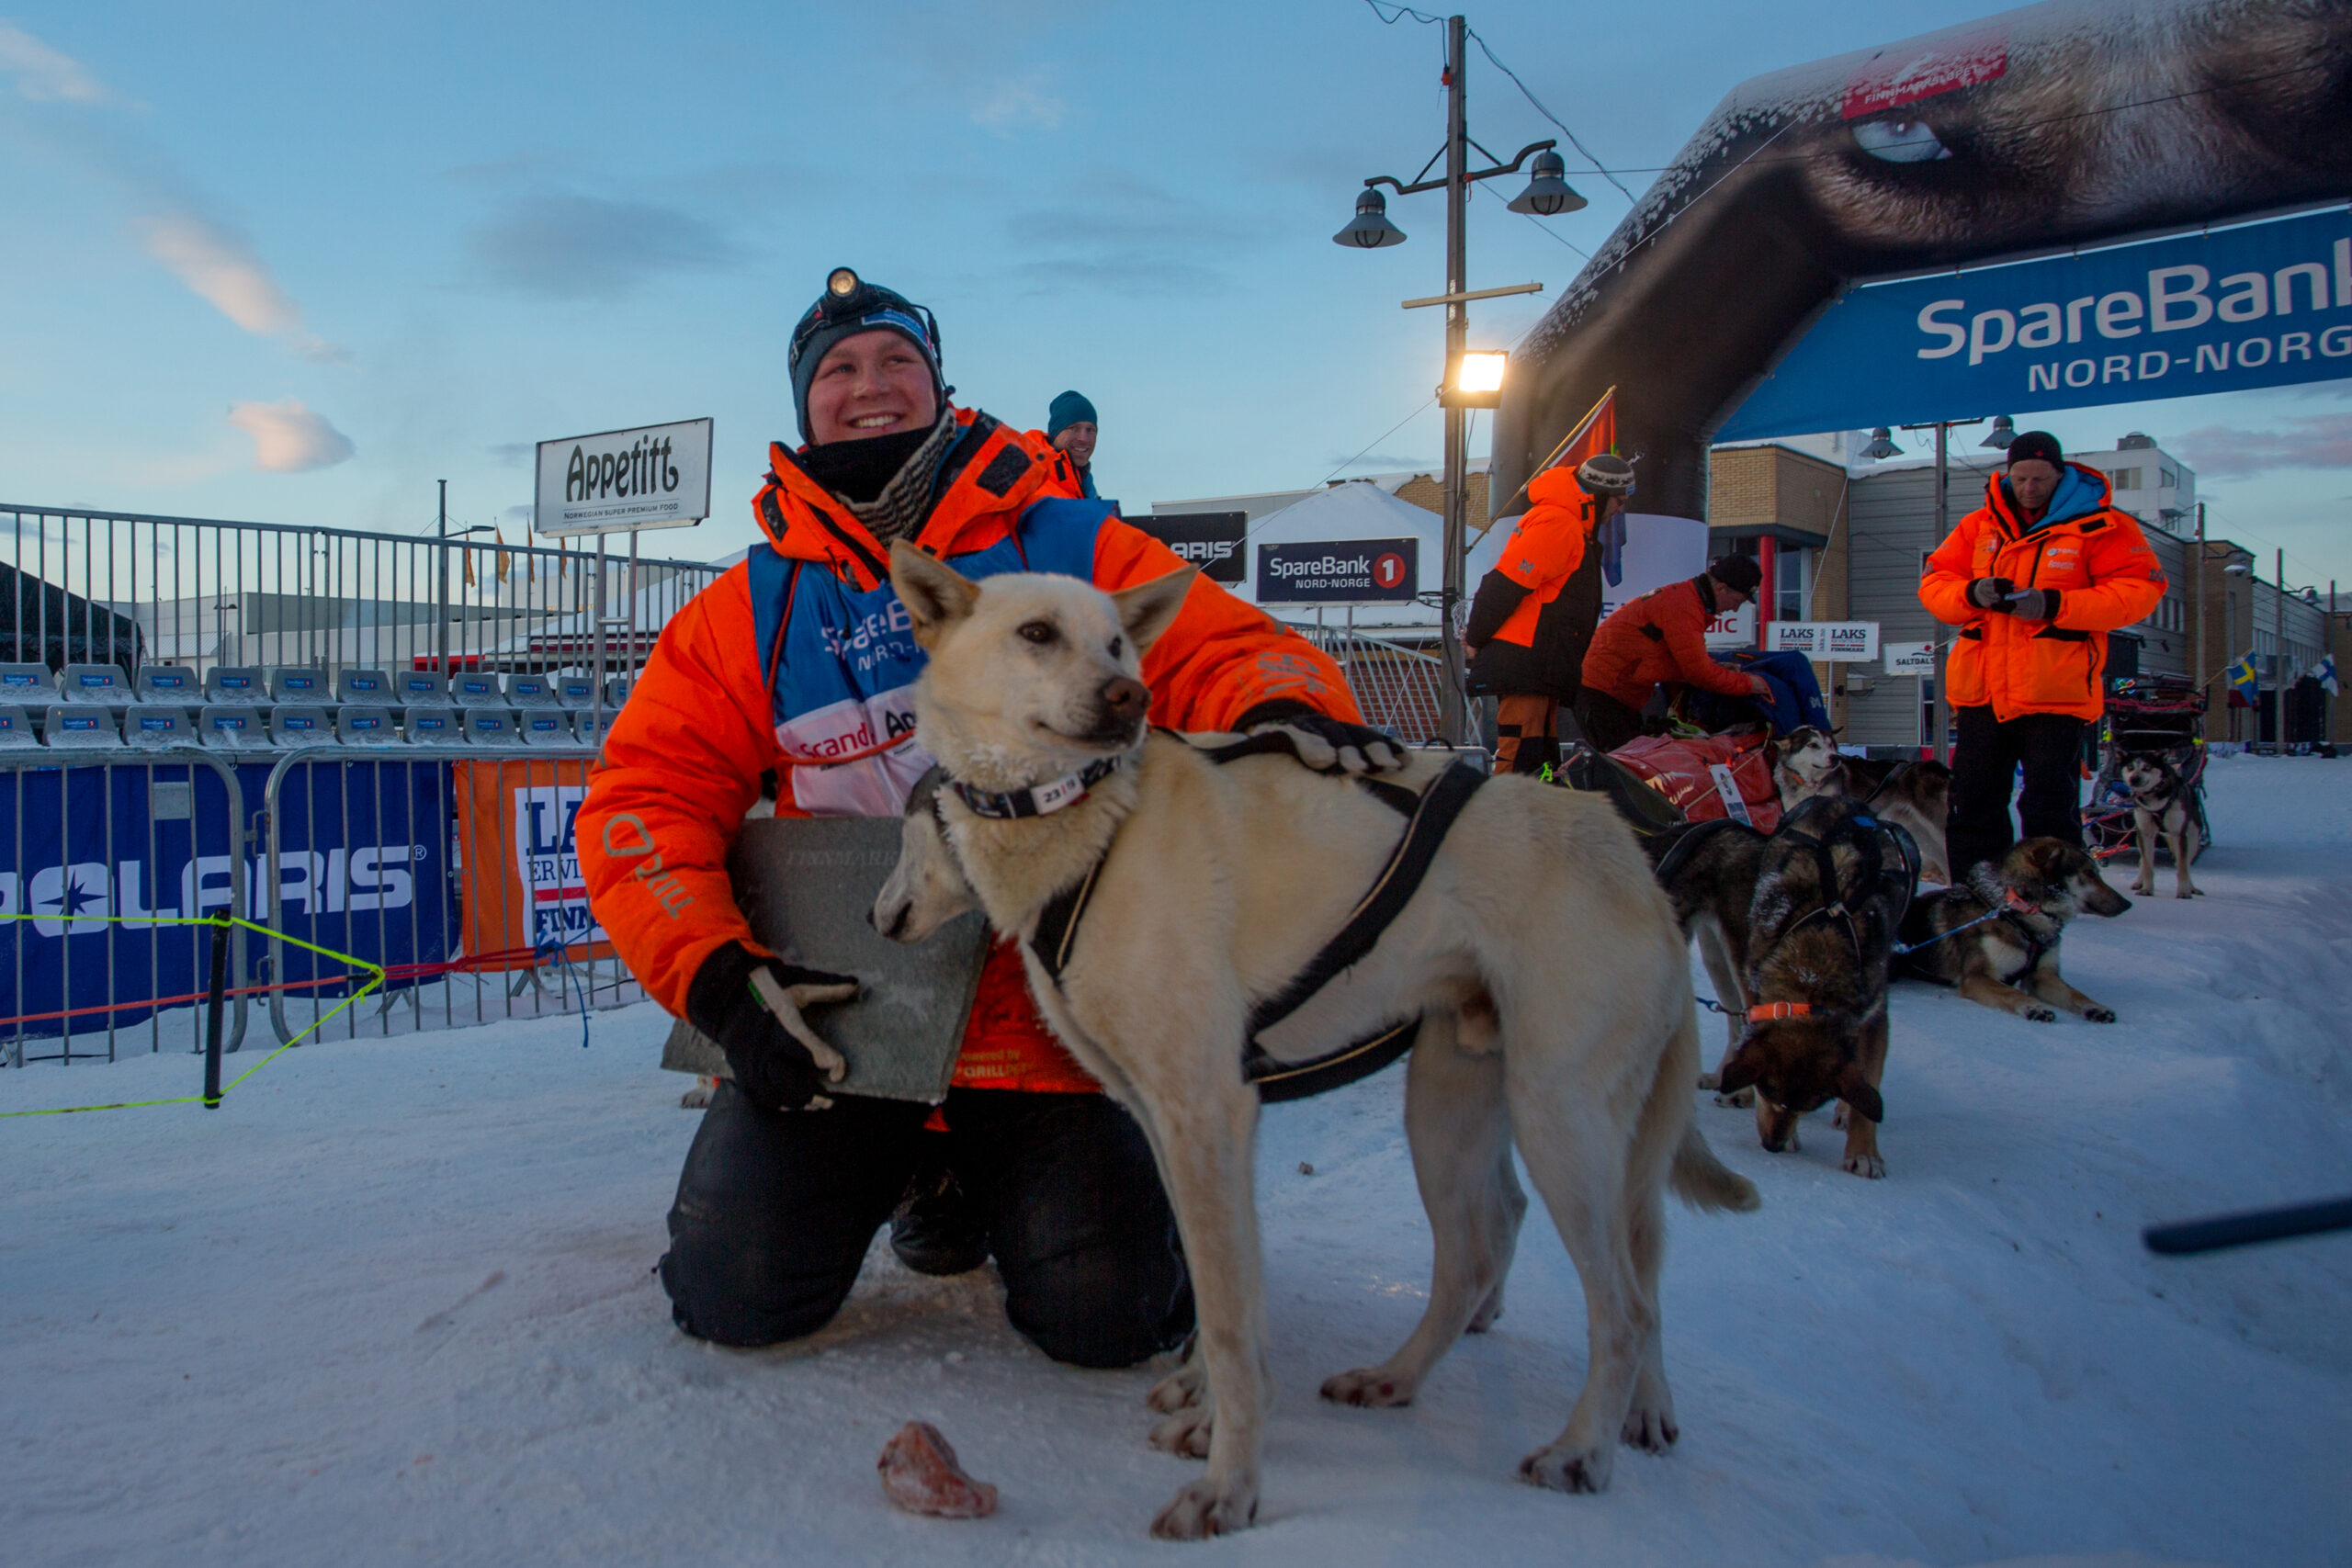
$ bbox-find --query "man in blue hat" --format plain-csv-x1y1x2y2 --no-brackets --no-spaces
1047,389,1100,500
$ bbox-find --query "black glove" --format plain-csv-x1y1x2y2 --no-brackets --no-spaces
686,941,859,1111
1996,587,2060,620
1233,699,1405,774
1966,576,2015,609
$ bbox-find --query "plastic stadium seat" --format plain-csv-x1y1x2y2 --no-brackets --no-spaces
571,709,616,745
404,709,461,745
0,705,38,747
268,706,334,747
335,669,392,705
450,672,503,706
554,676,598,706
461,708,520,745
604,677,632,707
59,663,129,703
138,667,198,702
519,710,570,746
336,706,398,745
268,668,329,704
205,667,266,703
505,674,559,705
0,664,56,703
43,705,121,748
198,709,270,749
395,671,450,705
123,705,195,748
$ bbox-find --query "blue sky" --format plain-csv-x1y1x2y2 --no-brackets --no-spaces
3,0,2347,591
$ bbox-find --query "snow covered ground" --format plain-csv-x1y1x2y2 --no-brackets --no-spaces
6,754,2348,1567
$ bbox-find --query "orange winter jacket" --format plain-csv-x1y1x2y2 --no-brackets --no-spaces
1920,465,2165,722
575,407,1360,1092
1580,577,1757,711
1484,468,1599,645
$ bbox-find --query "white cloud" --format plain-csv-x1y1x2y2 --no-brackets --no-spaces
137,213,345,361
0,21,110,104
228,400,354,472
971,67,1064,134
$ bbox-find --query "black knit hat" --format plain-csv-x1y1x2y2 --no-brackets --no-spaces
1576,452,1636,497
787,268,944,446
1707,554,1763,595
2006,430,2064,469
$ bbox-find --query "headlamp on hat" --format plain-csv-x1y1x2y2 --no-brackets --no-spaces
788,267,947,446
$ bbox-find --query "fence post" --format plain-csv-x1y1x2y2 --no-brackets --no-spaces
202,913,229,1107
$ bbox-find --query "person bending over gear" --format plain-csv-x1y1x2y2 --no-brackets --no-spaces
1464,452,1634,773
1921,429,2164,880
1046,390,1101,501
576,270,1396,1370
1577,555,1772,755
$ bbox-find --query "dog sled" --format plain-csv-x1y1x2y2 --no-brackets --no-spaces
2084,679,2211,864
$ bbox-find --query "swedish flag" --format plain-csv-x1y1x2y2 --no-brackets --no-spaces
2227,651,2259,698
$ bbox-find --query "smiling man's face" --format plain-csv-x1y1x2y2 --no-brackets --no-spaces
807,331,938,444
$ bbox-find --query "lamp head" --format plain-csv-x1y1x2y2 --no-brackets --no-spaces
1334,187,1408,249
1862,427,1903,460
1507,149,1586,217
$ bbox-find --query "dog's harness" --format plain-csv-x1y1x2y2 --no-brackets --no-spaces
1891,886,2043,957
1021,747,1488,1103
1736,809,1919,1027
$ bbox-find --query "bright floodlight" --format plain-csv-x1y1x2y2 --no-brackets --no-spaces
1457,351,1508,393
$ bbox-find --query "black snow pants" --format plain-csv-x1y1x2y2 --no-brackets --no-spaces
1945,704,2087,880
659,1083,1193,1369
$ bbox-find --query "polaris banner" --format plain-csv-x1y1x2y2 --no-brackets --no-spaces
1717,209,2352,442
1139,512,1246,583
0,761,454,1041
1256,538,1418,604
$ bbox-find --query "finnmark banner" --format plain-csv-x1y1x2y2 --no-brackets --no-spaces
1719,209,2352,441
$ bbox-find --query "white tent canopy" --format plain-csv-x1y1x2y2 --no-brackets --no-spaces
1231,481,1509,629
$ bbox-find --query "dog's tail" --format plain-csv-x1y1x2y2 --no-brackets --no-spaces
1671,1123,1761,1213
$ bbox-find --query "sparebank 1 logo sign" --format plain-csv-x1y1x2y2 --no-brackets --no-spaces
1718,208,2352,441
516,784,603,945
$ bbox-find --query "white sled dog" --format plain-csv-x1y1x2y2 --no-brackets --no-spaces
870,543,1758,1540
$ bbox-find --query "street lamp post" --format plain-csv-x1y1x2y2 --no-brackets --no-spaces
1335,12,1584,745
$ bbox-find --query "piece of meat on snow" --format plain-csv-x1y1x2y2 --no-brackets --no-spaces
877,1421,998,1518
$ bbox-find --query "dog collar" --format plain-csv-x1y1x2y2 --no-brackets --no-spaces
1748,1001,1812,1021
2004,890,2042,916
950,757,1120,820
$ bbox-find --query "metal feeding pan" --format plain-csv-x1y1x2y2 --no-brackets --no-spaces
660,815,989,1104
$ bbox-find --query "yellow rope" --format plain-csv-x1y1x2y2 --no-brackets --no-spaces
0,913,387,1119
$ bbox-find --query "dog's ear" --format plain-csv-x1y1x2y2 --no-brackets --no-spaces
890,542,981,649
1714,1040,1764,1098
1837,1062,1883,1124
1111,566,1195,656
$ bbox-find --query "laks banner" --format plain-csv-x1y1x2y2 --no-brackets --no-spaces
1721,209,2352,441
455,759,613,963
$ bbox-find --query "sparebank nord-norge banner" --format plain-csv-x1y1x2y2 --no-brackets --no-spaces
1717,208,2352,442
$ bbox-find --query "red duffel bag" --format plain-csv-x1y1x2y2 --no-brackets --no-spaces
1610,732,1781,831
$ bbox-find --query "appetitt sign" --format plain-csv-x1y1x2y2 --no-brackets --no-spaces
1256,538,1419,604
535,417,713,536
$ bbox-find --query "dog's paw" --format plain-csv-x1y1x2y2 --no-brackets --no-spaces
1831,1103,1849,1131
1842,1151,1886,1179
1147,1362,1204,1414
1518,1441,1614,1494
1466,1280,1506,1334
1622,1406,1679,1453
1695,1071,1721,1091
1150,1473,1258,1540
2083,1005,2117,1023
2023,1005,2058,1023
1321,1367,1415,1407
2176,888,2197,899
1150,1405,1215,1460
1714,1088,1755,1110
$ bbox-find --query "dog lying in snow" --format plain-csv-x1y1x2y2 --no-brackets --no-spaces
869,543,1758,1540
1895,838,2131,1021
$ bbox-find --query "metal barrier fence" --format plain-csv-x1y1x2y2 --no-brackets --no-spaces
1286,623,1449,744
0,502,723,711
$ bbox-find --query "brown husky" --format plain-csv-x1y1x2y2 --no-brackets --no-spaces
1894,839,2132,1021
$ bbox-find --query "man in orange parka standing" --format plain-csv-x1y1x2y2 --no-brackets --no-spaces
1921,429,2165,880
1463,453,1634,773
575,269,1395,1367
